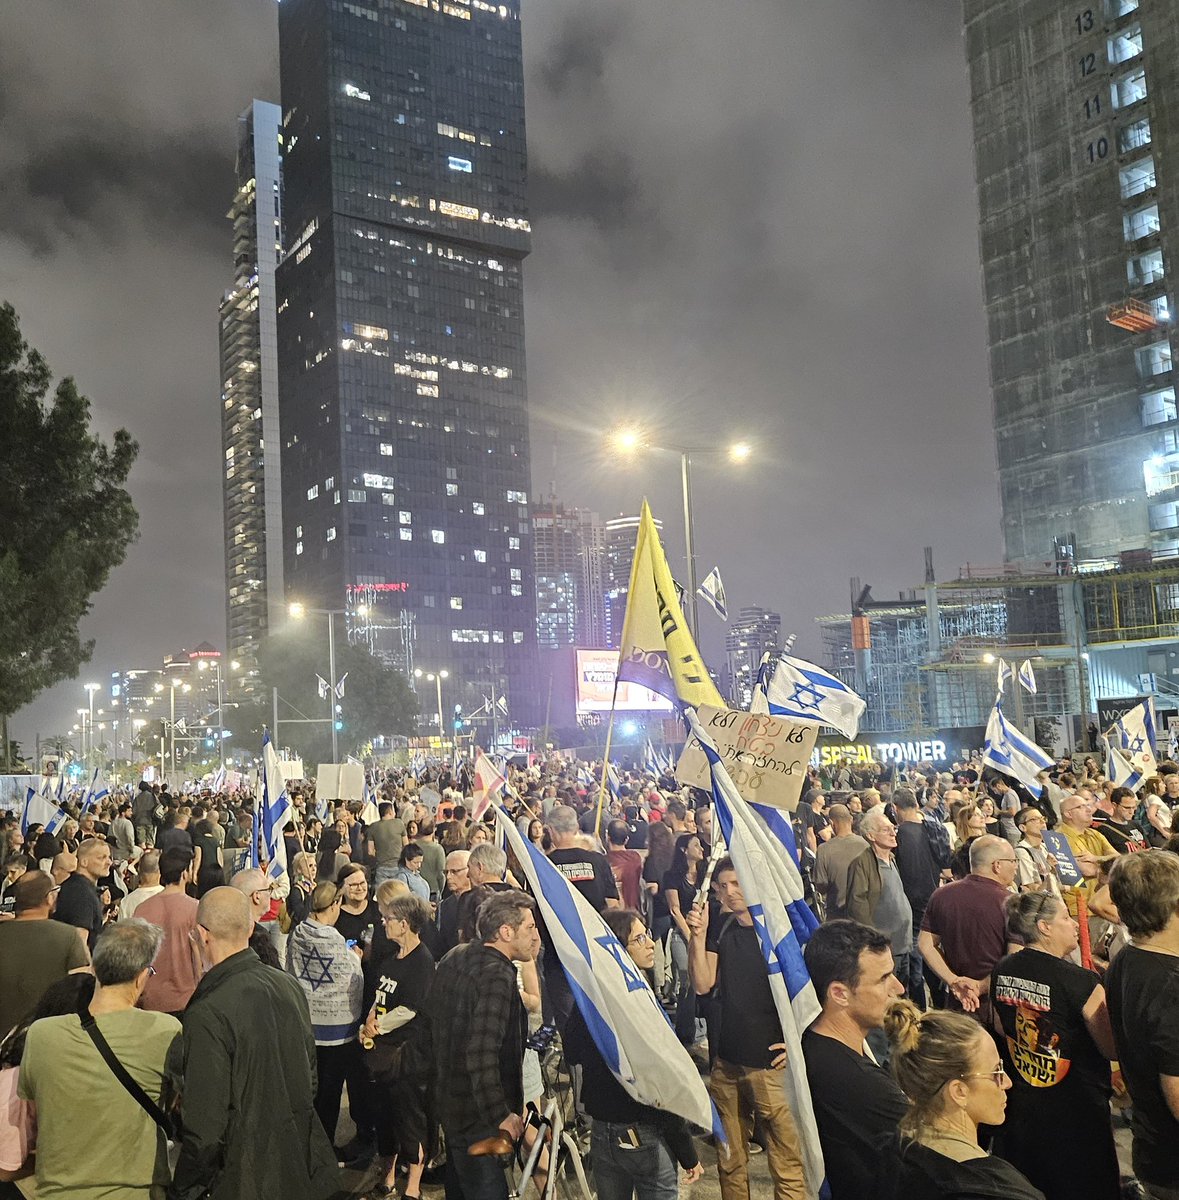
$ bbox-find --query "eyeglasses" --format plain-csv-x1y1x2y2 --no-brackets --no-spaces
994,857,1018,866
445,866,468,874
627,931,654,946
961,1064,1008,1086
146,965,157,977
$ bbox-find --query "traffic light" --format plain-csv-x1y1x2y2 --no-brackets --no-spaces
454,702,464,732
334,720,344,732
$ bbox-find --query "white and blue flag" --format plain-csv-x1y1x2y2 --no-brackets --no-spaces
260,733,292,880
210,765,228,793
697,567,728,621
685,708,826,1199
981,700,1053,798
495,807,716,1135
1103,736,1143,792
751,653,866,740
576,762,595,789
1111,698,1158,777
643,738,663,777
996,658,1014,694
604,762,622,801
1017,659,1037,695
315,797,332,823
22,787,68,838
80,767,110,815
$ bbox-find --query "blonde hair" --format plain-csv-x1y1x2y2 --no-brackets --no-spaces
375,878,410,907
884,1000,983,1136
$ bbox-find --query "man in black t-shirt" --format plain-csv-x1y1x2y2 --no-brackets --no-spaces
1092,787,1147,854
687,858,805,1200
1106,852,1179,1199
801,921,907,1200
542,806,619,1028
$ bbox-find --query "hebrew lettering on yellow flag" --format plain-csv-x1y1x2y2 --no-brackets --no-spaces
616,500,724,711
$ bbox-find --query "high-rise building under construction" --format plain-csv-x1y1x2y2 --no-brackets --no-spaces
963,0,1178,566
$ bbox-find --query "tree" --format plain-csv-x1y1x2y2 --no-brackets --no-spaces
231,628,419,764
0,303,139,768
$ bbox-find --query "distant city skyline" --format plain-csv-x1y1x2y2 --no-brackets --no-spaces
5,1,1000,745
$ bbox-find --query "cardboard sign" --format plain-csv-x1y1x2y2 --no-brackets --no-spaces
675,706,817,811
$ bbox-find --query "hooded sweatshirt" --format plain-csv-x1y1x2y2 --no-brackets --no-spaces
284,918,364,1046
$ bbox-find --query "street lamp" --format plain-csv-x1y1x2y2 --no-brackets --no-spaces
609,426,753,637
198,658,240,770
289,603,345,761
413,668,450,745
153,678,191,783
84,682,101,767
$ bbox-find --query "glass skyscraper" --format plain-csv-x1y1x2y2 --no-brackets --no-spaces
220,100,284,687
275,0,536,712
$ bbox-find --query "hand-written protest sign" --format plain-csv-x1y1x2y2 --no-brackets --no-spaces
1041,830,1083,888
675,706,818,812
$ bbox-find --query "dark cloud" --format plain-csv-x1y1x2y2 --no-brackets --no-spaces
7,0,1001,743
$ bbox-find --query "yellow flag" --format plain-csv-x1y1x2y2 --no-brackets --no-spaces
617,500,724,710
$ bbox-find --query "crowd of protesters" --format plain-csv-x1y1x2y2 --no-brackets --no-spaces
0,743,1178,1200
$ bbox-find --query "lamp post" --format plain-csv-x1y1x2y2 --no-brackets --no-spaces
414,668,449,746
198,658,240,770
84,682,101,768
154,678,191,783
609,427,751,637
289,603,343,761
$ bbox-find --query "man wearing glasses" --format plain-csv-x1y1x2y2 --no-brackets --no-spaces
1092,786,1147,855
918,835,1018,1023
437,850,470,953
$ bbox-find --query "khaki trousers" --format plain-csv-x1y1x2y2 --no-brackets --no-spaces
708,1058,806,1200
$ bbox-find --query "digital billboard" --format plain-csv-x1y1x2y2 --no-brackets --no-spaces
575,649,675,714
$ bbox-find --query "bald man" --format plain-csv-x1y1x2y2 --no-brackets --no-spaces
169,888,340,1200
229,867,281,969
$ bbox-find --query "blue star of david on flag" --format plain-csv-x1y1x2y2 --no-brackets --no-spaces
1128,734,1146,754
296,945,335,991
787,682,825,712
595,935,649,994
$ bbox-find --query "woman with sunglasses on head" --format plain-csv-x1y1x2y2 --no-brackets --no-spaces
563,908,703,1200
877,999,1045,1200
989,892,1118,1200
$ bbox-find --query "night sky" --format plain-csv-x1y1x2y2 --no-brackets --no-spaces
3,0,1000,746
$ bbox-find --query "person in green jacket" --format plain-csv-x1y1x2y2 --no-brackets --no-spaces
167,887,340,1200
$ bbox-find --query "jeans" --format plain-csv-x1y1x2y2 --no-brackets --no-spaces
906,922,927,1010
375,865,400,888
591,1120,678,1200
443,1130,509,1200
709,1059,806,1200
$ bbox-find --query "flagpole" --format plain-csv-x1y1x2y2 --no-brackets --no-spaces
594,679,623,833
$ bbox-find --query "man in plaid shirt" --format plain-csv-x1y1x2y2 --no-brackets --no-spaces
429,890,540,1200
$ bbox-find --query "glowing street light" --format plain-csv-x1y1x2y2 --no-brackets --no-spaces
605,426,753,635
414,668,450,743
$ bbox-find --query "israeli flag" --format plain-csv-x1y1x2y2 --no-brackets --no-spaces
1017,659,1037,695
315,797,332,823
697,567,728,621
1112,699,1159,777
494,808,716,1134
576,762,594,789
80,767,110,815
981,700,1053,798
685,709,827,1199
22,787,68,838
643,738,662,777
997,658,1013,693
1103,736,1143,792
316,674,330,701
605,762,622,800
210,766,227,793
754,653,866,740
260,733,292,881
359,780,381,825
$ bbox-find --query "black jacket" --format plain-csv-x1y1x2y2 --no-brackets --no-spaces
167,949,339,1200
